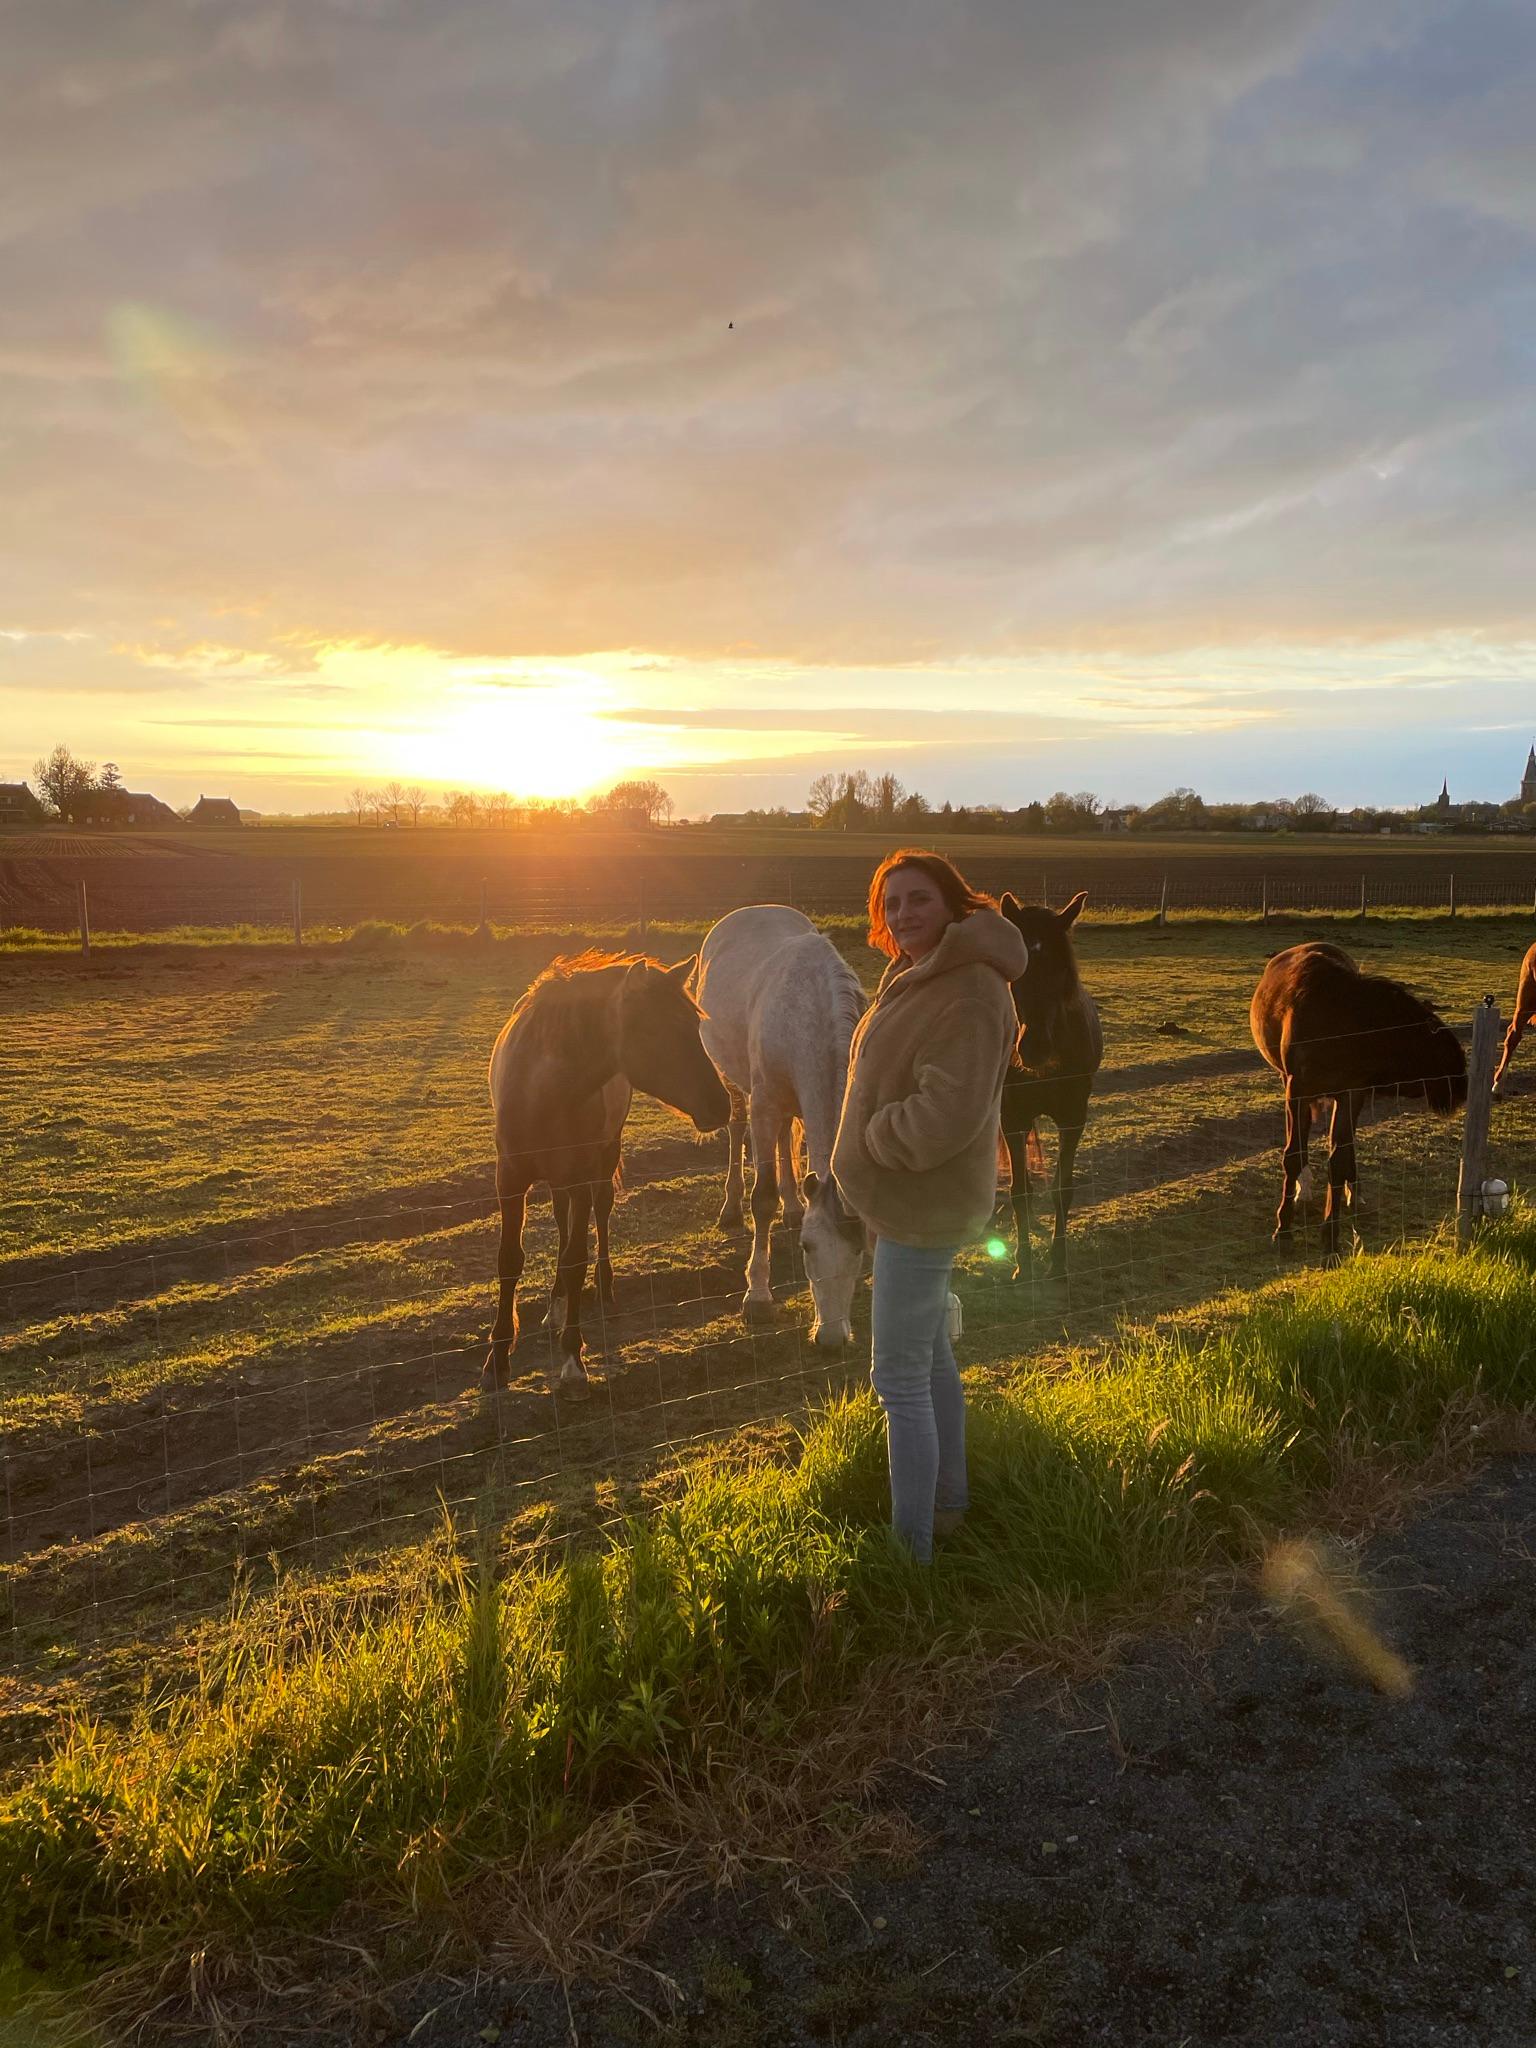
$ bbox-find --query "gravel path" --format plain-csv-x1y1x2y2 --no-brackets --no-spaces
396,1458,1536,2048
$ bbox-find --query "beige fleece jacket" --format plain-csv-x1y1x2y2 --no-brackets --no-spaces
831,908,1026,1248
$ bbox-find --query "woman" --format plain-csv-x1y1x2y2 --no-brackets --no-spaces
832,850,1026,1562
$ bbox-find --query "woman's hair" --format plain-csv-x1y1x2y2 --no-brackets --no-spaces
866,848,995,959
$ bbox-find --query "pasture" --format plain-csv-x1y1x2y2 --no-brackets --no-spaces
4,906,1536,2023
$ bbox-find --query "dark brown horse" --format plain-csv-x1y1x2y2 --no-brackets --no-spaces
485,950,730,1391
998,891,1103,1280
1249,942,1467,1259
1492,941,1536,1096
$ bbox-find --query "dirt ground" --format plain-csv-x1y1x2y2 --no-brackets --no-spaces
389,1455,1536,2048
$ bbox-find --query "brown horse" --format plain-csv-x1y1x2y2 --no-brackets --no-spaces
1492,941,1536,1096
997,891,1103,1280
485,950,731,1391
1249,942,1467,1259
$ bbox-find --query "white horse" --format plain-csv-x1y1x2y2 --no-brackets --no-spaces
693,905,866,1347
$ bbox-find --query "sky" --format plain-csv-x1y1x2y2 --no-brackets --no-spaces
2,0,1535,817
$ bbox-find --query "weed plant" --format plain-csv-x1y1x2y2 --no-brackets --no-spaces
5,1216,1536,1976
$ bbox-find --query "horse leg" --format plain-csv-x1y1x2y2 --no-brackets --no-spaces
1003,1120,1034,1282
1048,1111,1085,1280
483,1189,527,1390
555,1182,594,1386
1322,1093,1359,1263
717,1083,749,1230
594,1173,617,1306
777,1119,804,1226
1274,1077,1305,1242
743,1104,780,1323
549,1188,571,1333
1494,1015,1529,1097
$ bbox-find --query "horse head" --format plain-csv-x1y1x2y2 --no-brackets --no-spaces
1416,1012,1470,1116
618,957,732,1131
798,1171,865,1348
998,890,1086,1059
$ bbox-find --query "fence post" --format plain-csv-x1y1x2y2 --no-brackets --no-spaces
1358,875,1367,923
1041,871,1048,908
1456,996,1500,1248
292,877,303,948
478,878,488,934
76,879,90,958
1157,875,1169,928
1448,872,1456,919
637,879,648,945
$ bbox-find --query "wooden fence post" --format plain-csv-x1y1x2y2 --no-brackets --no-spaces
1157,876,1169,928
637,879,648,945
1261,875,1269,925
478,878,488,934
1358,875,1367,923
1456,996,1500,1247
292,878,303,947
76,879,90,958
1448,872,1456,919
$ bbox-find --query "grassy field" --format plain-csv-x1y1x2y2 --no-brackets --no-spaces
3,909,1536,2030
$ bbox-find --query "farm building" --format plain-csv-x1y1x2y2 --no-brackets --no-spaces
0,782,45,824
188,795,243,827
61,788,181,828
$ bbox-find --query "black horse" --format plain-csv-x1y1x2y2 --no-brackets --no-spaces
997,891,1104,1280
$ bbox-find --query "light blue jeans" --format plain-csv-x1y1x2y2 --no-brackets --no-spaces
870,1237,966,1564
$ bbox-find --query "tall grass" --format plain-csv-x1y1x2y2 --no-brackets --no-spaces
6,1218,1536,1974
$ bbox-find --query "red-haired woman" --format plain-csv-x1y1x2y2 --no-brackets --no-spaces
831,851,1026,1561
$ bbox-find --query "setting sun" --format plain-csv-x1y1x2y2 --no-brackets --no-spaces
396,680,628,799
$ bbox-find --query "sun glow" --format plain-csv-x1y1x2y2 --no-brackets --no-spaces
403,681,628,798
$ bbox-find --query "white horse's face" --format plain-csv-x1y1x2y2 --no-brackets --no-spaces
799,1173,865,1348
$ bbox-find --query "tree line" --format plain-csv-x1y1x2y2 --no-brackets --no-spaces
714,773,1536,836
348,778,676,827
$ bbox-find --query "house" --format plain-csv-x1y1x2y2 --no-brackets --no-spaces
61,788,181,828
1098,808,1133,833
188,795,242,827
0,782,45,825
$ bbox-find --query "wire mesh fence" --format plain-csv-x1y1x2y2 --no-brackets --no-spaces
3,1000,1524,1691
7,848,1536,944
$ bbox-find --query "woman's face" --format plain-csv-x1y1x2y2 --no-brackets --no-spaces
883,866,952,961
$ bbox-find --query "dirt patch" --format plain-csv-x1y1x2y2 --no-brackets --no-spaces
390,1456,1536,2048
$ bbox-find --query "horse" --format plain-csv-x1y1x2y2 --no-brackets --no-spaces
485,950,731,1391
1249,942,1467,1259
693,905,866,1346
1492,941,1536,1096
996,890,1103,1280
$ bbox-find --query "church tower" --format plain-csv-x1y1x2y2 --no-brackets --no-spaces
1521,744,1536,807
1436,778,1451,814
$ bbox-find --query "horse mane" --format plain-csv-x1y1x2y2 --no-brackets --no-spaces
508,949,648,1051
1345,964,1451,1035
508,948,702,1053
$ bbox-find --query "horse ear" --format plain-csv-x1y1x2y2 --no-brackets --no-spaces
665,955,696,983
999,891,1021,918
801,1170,819,1200
1059,891,1087,928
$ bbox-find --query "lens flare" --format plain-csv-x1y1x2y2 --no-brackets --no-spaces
986,1237,1009,1260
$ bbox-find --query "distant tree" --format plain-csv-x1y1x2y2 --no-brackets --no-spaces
806,772,838,822
442,789,478,826
1292,792,1335,831
378,780,405,826
871,772,906,824
33,745,97,817
589,779,675,826
483,790,513,828
403,784,426,827
1135,787,1208,831
99,761,123,792
347,785,372,825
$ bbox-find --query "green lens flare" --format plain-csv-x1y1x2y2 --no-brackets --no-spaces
985,1237,1009,1260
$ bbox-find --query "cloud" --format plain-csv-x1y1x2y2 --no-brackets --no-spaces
3,0,1535,813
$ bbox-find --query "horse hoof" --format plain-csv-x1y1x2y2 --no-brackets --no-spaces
481,1361,509,1394
557,1362,590,1395
717,1209,745,1233
741,1294,777,1326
